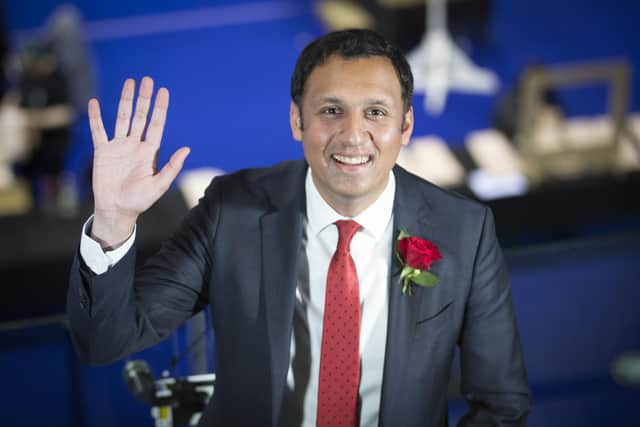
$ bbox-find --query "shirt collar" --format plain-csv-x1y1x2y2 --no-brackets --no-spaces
305,169,395,241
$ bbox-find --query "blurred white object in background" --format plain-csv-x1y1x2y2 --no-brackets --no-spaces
0,102,31,189
466,129,526,175
465,129,528,200
612,353,640,388
0,101,33,215
526,112,640,175
620,113,640,172
466,169,528,201
407,0,499,115
397,135,465,187
177,167,225,208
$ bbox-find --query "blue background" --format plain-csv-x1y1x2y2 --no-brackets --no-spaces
2,0,639,425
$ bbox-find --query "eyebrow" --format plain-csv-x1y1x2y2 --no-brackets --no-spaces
365,98,392,107
315,96,343,105
314,96,392,107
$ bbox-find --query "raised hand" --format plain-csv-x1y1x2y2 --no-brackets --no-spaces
89,77,190,249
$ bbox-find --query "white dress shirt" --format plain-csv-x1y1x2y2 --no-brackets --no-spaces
281,170,393,426
79,170,395,426
80,219,136,275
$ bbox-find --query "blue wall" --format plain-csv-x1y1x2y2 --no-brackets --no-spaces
5,0,640,175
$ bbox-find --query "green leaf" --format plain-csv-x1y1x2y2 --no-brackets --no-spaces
397,229,410,241
400,266,413,279
410,271,440,287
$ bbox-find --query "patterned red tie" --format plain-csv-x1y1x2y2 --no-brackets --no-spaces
317,220,362,427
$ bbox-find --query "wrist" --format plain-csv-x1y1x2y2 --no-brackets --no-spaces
91,212,137,250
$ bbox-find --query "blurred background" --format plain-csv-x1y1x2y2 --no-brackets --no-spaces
0,0,639,425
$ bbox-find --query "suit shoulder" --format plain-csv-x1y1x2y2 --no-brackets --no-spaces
204,159,306,207
226,159,303,181
395,165,488,217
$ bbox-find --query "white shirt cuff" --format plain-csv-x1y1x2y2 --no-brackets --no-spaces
79,215,136,274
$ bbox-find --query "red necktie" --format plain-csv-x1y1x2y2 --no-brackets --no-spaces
317,220,362,427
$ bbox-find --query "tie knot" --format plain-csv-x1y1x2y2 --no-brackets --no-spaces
335,220,361,252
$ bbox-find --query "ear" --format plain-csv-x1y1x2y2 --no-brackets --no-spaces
290,101,302,141
400,106,414,147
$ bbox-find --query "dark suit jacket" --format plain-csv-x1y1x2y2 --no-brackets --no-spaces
67,160,531,426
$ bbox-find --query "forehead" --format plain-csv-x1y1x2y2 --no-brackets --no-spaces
303,55,403,105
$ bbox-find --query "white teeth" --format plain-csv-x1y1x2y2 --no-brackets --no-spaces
332,154,370,165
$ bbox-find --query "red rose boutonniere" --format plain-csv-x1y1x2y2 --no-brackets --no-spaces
396,230,442,295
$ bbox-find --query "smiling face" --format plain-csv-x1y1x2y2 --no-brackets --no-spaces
290,55,413,217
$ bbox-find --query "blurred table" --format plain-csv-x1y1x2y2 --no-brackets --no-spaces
0,190,188,326
1,170,639,326
470,170,640,247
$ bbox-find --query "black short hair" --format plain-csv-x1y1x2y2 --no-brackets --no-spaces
290,29,414,115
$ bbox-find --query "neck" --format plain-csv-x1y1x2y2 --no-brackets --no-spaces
312,176,389,218
324,194,378,217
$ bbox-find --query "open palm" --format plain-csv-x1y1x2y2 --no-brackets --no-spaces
89,77,189,247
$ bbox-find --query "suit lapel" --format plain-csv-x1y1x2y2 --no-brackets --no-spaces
379,167,432,426
260,161,307,425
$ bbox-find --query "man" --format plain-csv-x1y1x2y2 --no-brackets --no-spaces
68,29,530,426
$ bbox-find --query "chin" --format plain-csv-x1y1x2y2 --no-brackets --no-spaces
331,183,374,200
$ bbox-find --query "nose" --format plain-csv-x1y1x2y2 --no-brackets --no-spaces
340,112,367,146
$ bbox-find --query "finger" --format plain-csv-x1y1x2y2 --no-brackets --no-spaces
114,79,135,138
153,147,190,196
88,98,108,146
145,87,169,146
129,76,154,139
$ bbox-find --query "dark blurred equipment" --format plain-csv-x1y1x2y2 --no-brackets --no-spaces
493,64,564,142
123,302,214,426
124,360,157,404
511,60,631,184
317,0,498,114
316,0,491,52
0,4,34,215
123,359,215,427
407,0,499,114
15,40,73,206
9,5,94,212
0,103,32,215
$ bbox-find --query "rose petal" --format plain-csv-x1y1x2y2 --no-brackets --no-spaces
403,236,441,270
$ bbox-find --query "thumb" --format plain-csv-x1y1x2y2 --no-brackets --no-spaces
154,146,190,196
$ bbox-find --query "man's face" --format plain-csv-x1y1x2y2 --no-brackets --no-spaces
290,55,413,216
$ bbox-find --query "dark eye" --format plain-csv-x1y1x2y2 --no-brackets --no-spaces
322,106,339,115
368,108,386,117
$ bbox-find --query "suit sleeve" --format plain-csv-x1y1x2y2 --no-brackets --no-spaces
457,207,531,426
66,180,221,365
